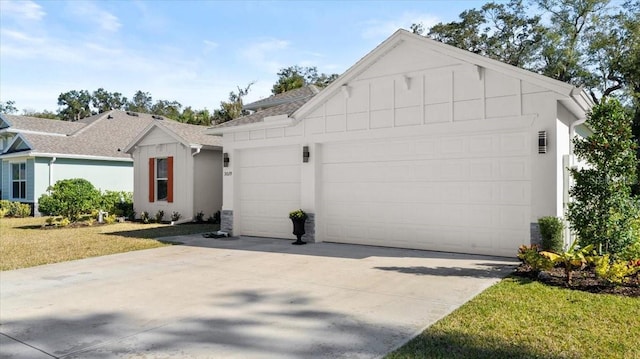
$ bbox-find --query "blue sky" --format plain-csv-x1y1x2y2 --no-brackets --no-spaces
1,0,491,113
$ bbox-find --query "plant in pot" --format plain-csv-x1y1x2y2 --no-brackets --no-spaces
289,209,307,245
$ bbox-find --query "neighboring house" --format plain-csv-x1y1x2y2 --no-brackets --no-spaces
0,110,156,214
208,29,594,257
124,119,223,222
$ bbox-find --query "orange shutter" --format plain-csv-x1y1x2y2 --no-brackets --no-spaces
148,158,155,203
167,156,174,203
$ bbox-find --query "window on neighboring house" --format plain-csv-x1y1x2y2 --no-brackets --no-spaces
12,162,26,199
148,156,173,203
156,158,168,201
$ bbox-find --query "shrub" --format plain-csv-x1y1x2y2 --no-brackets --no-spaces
0,200,10,217
567,99,639,255
58,217,70,227
140,211,150,224
104,214,117,224
100,191,134,218
538,216,564,252
10,202,31,217
155,210,165,223
541,241,594,284
171,211,181,222
38,179,101,222
593,254,640,285
195,211,205,223
620,240,640,261
517,245,553,272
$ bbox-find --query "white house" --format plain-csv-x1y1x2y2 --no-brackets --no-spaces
125,118,223,222
207,30,593,257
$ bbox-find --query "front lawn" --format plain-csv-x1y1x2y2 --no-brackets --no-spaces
386,276,640,359
0,217,218,271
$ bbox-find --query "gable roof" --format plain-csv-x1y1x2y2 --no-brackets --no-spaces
212,86,319,129
293,29,593,121
0,110,212,160
243,85,320,111
125,118,222,153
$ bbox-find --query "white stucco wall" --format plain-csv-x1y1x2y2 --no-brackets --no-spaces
193,149,223,218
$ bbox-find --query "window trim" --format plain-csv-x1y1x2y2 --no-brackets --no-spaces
156,157,168,202
11,162,27,200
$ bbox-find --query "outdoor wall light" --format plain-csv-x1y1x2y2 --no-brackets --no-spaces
303,146,310,163
223,152,230,167
538,131,547,154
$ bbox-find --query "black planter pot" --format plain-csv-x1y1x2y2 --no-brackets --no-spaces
291,217,307,245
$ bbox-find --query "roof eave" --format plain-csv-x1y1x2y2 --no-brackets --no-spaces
206,115,295,135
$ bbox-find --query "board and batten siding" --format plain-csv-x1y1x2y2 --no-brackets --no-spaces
221,38,575,256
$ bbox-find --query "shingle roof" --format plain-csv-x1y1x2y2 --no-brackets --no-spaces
215,86,319,129
1,114,86,134
2,110,218,159
242,85,319,111
155,119,221,147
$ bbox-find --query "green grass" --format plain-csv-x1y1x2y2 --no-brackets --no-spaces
0,217,219,271
386,276,640,359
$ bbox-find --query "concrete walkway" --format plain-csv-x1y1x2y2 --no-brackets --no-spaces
1,235,517,358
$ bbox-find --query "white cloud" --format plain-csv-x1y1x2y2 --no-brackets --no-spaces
239,38,290,73
361,12,440,40
71,1,122,32
0,0,45,21
203,40,219,54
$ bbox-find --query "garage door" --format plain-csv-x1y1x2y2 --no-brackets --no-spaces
320,131,531,257
237,146,301,238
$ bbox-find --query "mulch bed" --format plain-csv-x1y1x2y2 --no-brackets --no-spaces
514,264,640,298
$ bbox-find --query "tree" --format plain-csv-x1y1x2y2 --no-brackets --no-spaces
22,109,59,119
150,99,182,120
271,66,339,95
38,178,102,222
0,100,18,114
212,83,253,124
91,88,128,113
567,99,639,255
57,90,92,121
126,91,153,113
424,0,544,68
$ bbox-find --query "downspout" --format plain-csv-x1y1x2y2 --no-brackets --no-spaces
191,146,202,221
48,157,57,190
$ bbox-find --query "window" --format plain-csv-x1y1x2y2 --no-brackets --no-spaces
12,162,26,199
156,158,168,201
148,156,173,203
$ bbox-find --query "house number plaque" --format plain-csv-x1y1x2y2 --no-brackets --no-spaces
224,171,233,176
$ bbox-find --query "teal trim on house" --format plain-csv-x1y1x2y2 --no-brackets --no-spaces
0,161,8,200
26,158,35,202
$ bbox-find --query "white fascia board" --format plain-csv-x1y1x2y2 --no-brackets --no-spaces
206,116,295,135
0,151,133,162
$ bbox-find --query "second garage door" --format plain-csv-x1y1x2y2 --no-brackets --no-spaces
320,130,531,257
237,145,301,238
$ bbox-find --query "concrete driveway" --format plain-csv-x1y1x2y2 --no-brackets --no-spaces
1,235,517,358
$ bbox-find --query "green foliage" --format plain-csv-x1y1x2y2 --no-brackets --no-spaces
37,178,101,222
541,242,595,284
11,203,31,218
620,239,640,261
104,214,117,225
0,208,9,218
567,99,639,255
100,191,134,218
594,254,640,284
517,245,554,272
195,210,205,223
155,210,165,223
45,217,55,225
91,88,127,113
58,217,70,227
538,216,564,252
424,0,544,69
0,200,11,218
289,209,307,221
57,89,92,121
171,211,182,222
212,83,253,125
0,100,18,114
271,66,339,95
